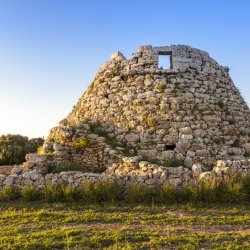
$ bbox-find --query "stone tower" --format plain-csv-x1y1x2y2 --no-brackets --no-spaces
43,45,250,171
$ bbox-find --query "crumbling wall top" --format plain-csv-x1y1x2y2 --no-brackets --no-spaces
109,44,229,75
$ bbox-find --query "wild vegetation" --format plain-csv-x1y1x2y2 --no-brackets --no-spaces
47,161,106,174
0,134,44,165
0,173,249,249
0,174,249,204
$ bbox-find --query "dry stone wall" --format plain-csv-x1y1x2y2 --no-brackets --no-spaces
43,44,250,171
0,156,249,190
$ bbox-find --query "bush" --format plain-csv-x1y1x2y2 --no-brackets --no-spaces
43,184,64,202
0,134,44,165
93,180,122,202
21,186,42,201
154,184,176,204
61,184,83,202
242,175,250,200
81,180,122,203
126,183,154,204
0,186,20,201
190,174,247,203
81,180,96,202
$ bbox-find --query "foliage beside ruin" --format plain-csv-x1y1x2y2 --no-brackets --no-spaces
0,134,44,165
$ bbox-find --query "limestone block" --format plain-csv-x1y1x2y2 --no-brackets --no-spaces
0,166,13,176
122,156,142,164
163,135,178,144
111,51,126,60
0,174,6,182
199,171,213,181
30,170,40,181
181,134,193,140
195,149,209,156
11,166,23,175
168,178,182,186
244,143,250,154
176,142,187,154
145,178,156,185
25,153,47,162
192,164,203,178
162,150,175,160
179,127,192,134
184,157,193,168
139,161,150,168
227,147,243,156
23,178,33,185
53,143,64,151
3,175,15,186
125,133,139,143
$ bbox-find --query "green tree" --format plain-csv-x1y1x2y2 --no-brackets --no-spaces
0,134,44,165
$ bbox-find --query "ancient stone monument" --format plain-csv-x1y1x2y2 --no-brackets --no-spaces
1,44,250,189
43,44,250,170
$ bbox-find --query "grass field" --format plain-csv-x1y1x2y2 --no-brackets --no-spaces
0,202,249,249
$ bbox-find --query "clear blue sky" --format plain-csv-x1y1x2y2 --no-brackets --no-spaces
0,0,250,138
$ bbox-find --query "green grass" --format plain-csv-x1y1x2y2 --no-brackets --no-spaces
0,175,249,249
0,202,249,249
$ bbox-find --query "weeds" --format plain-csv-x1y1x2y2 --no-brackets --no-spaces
157,80,168,93
92,180,122,202
217,99,225,109
126,183,154,204
0,186,20,201
88,122,136,156
164,158,185,168
0,174,249,204
232,139,241,148
61,184,83,202
72,137,90,152
43,184,65,202
146,115,157,127
48,161,86,173
213,137,225,145
21,186,42,201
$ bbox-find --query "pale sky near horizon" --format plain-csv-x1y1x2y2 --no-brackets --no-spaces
0,0,250,138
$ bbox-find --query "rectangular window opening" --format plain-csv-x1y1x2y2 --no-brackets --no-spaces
158,51,173,69
158,55,171,69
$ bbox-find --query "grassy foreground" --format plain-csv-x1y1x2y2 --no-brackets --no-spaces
0,202,249,249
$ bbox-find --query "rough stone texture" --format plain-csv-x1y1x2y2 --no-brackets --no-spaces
22,153,53,174
0,166,14,176
213,159,250,176
40,44,250,172
0,158,249,191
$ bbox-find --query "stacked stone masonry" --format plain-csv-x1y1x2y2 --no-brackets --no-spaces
0,155,249,190
42,44,250,172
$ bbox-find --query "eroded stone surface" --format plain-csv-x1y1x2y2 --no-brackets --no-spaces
0,158,249,190
39,44,250,172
